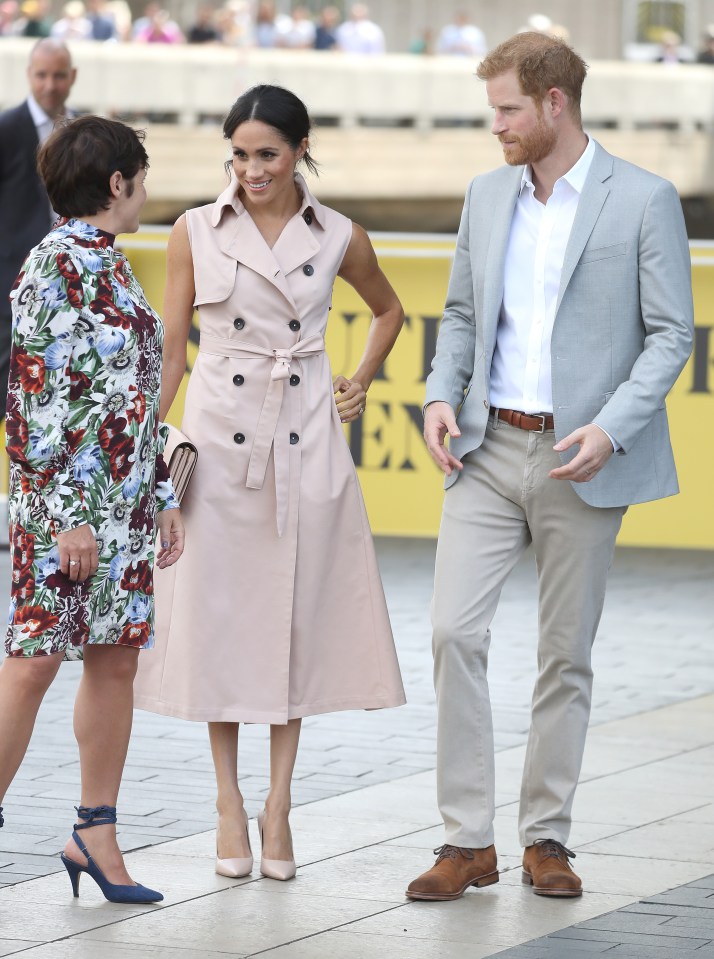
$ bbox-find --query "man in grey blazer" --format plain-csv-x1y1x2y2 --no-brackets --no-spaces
407,33,693,902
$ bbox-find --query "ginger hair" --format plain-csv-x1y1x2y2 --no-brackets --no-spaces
477,32,588,124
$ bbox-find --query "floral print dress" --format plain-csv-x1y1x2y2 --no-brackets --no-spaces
4,219,179,660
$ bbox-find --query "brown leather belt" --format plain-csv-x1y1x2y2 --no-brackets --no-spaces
490,407,554,433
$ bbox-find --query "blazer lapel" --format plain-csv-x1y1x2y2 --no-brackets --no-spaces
18,101,40,148
482,169,521,343
19,102,46,207
555,143,613,314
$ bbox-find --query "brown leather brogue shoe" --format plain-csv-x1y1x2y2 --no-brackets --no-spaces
406,844,499,901
522,839,582,897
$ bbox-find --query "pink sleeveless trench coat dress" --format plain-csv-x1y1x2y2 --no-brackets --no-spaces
133,175,406,723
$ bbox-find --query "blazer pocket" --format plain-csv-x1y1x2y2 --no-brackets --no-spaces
580,242,627,265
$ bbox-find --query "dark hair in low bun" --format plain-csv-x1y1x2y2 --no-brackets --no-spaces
223,84,318,176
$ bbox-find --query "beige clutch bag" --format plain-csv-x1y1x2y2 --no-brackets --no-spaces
163,424,198,503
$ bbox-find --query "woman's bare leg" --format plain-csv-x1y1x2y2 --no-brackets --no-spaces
63,645,139,885
261,719,301,860
0,653,63,803
209,721,251,858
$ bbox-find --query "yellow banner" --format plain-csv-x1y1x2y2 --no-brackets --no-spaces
7,230,707,548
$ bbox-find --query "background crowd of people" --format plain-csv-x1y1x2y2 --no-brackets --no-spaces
0,2,539,55
5,1,714,63
0,1,383,50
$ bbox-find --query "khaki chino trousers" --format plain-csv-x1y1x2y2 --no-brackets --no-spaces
432,416,625,849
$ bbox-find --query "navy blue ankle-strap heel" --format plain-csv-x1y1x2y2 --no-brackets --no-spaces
0,806,4,828
60,805,163,904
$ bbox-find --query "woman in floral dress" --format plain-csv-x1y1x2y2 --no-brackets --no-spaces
0,116,183,903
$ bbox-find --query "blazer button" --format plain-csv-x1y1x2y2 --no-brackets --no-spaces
289,374,300,386
289,432,299,445
303,264,314,276
483,399,488,408
233,318,245,330
303,212,313,225
289,319,301,331
233,432,245,444
233,374,244,386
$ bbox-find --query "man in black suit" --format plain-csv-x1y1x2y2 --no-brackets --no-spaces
0,38,76,419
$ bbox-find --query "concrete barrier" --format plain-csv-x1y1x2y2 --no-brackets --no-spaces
3,39,714,131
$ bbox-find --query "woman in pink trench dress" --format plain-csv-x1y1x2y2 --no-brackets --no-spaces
134,85,406,880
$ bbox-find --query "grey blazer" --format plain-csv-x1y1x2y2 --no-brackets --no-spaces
425,141,694,508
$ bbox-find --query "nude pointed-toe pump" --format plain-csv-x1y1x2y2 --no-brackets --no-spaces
257,810,296,881
215,809,253,879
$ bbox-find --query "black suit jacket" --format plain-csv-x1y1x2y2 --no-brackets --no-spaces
0,100,54,315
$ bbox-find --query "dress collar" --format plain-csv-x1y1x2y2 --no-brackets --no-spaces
53,217,116,247
210,171,327,230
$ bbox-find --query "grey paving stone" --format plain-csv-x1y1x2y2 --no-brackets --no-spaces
0,858,61,876
0,784,53,798
0,833,57,852
664,916,714,935
694,935,714,958
645,885,714,907
110,815,181,828
606,947,710,958
312,760,379,777
135,772,216,788
690,877,714,890
623,902,714,920
300,772,375,787
290,786,346,803
550,928,710,949
0,872,50,885
322,745,411,764
0,941,42,956
489,944,618,958
493,942,618,956
0,821,57,837
123,820,209,838
576,912,676,933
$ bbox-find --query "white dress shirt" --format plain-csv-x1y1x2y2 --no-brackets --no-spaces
490,136,595,415
27,94,56,145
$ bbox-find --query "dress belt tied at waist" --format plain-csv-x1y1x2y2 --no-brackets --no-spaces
199,332,326,537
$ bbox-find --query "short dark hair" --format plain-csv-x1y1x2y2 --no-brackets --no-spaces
223,84,318,176
477,32,588,124
37,115,148,217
